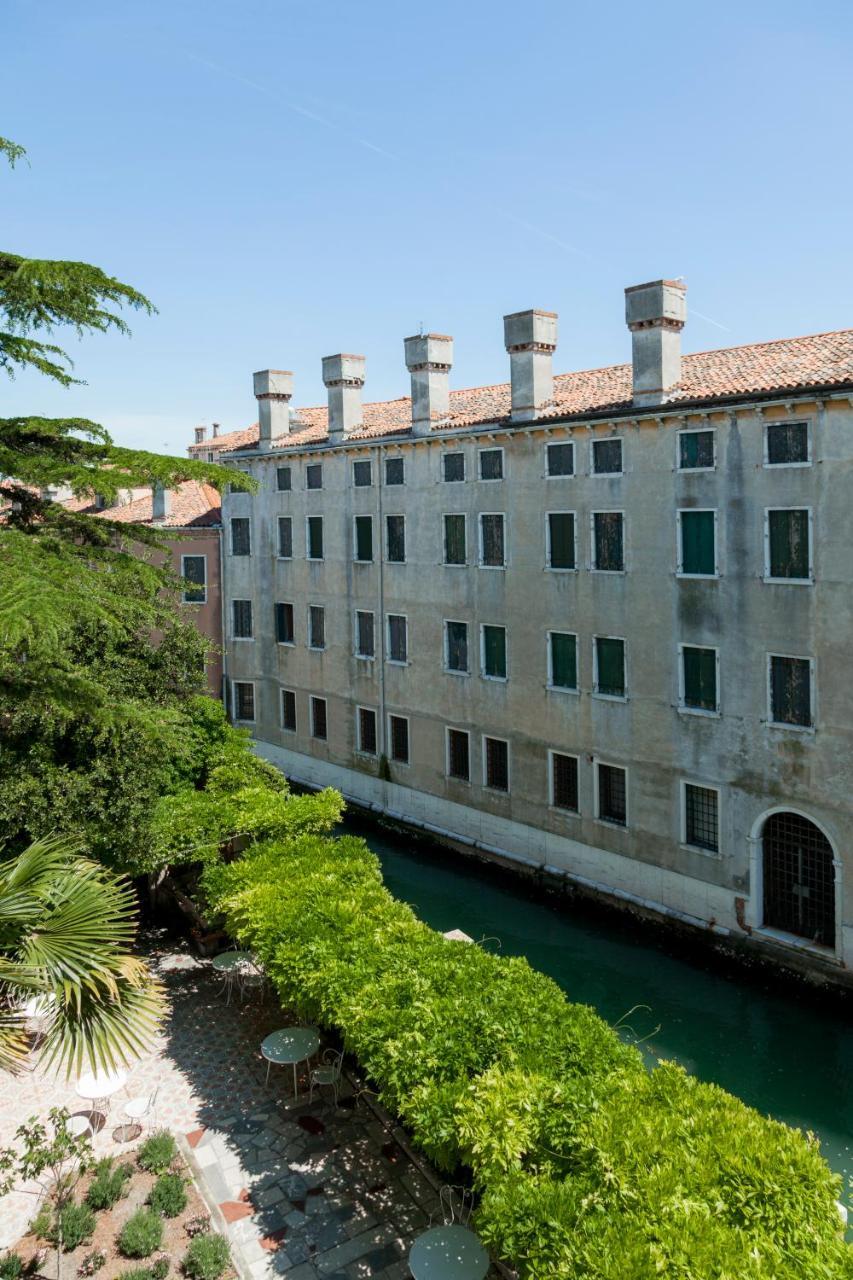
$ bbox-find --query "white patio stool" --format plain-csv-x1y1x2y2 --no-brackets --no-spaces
123,1087,158,1132
66,1114,93,1139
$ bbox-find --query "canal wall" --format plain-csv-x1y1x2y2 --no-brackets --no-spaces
254,738,853,993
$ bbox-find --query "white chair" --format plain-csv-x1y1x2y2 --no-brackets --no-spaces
435,1184,475,1227
66,1114,94,1140
308,1049,343,1106
123,1086,158,1134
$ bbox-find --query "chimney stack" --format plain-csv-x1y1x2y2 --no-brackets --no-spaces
503,310,558,422
404,333,453,436
194,426,207,444
322,354,366,440
625,279,687,406
152,483,171,522
254,370,293,447
212,422,220,438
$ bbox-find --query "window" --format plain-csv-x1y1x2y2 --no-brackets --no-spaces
769,655,813,727
355,610,375,659
181,555,206,604
354,515,374,562
684,783,719,852
276,466,292,492
678,510,717,576
280,688,296,732
546,441,574,477
277,516,293,559
233,682,255,722
387,614,408,664
592,512,624,571
275,601,294,644
385,456,405,485
389,714,409,764
308,605,325,650
480,513,506,567
306,463,323,490
307,515,324,560
479,448,504,480
547,512,576,570
357,706,377,755
483,736,509,792
445,621,469,673
766,421,809,466
386,514,406,563
232,599,253,639
681,645,718,713
766,509,811,581
597,762,626,825
443,514,466,565
592,437,622,475
353,459,372,487
230,517,251,556
548,632,577,691
446,728,470,781
311,695,327,740
678,430,715,470
594,636,625,698
481,625,507,680
443,451,465,482
550,752,579,812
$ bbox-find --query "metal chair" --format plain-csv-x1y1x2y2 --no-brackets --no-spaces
308,1049,343,1105
123,1086,158,1134
434,1184,475,1227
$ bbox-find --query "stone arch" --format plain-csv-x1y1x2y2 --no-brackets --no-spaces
759,810,836,947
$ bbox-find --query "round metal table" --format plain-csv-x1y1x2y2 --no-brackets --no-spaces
409,1224,489,1280
260,1027,319,1096
212,950,257,1004
75,1068,127,1124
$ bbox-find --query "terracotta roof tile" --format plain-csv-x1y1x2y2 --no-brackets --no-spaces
60,480,221,528
186,329,853,456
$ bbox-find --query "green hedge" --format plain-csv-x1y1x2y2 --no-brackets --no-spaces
203,831,851,1279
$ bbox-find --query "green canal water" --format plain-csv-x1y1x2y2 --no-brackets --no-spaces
349,817,853,1193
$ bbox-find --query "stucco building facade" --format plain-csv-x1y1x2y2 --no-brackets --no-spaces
200,280,853,981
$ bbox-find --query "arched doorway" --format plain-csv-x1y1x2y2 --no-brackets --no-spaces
762,812,835,946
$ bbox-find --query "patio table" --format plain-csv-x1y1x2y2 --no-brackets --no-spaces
75,1068,127,1123
211,950,257,1004
260,1027,319,1096
409,1224,489,1280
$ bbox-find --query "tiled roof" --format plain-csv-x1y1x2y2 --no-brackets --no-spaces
62,481,222,528
188,329,853,456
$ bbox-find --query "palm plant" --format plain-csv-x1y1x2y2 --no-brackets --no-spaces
0,835,162,1074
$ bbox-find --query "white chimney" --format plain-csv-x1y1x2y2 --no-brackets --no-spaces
404,333,453,436
322,354,366,440
212,422,220,438
194,426,207,444
503,310,558,421
625,279,687,406
253,370,293,447
152,483,171,522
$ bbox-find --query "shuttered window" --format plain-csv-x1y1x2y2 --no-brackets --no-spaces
680,510,716,575
280,689,296,732
234,682,255,721
276,466,292,491
768,509,810,579
770,656,812,727
444,514,466,565
484,737,509,791
766,421,808,465
682,646,717,711
551,753,579,812
356,610,375,658
181,555,206,603
278,516,293,558
547,441,574,476
311,695,327,740
307,516,324,560
389,715,409,763
684,784,719,852
480,514,505,567
386,514,406,562
593,512,623,571
306,463,323,490
353,459,372,487
679,431,714,470
592,438,622,474
445,621,469,673
387,614,408,663
595,637,625,698
479,449,504,480
482,625,507,679
275,601,294,644
385,457,404,485
309,605,325,650
549,632,577,690
232,599,253,638
354,515,373,562
598,763,626,825
230,517,251,556
447,729,470,780
358,707,377,755
548,512,575,569
443,452,465,482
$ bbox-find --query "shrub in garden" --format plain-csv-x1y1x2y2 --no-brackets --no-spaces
0,1255,23,1280
117,1270,155,1280
148,1172,187,1218
40,1202,96,1252
29,1205,52,1240
85,1157,132,1210
136,1132,177,1176
77,1250,107,1276
183,1215,210,1239
150,1253,170,1279
118,1209,163,1259
181,1234,230,1280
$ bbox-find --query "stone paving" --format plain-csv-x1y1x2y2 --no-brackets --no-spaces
0,931,499,1279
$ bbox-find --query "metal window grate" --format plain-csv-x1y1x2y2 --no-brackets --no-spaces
447,729,470,780
311,696,327,740
278,516,293,558
479,449,504,480
768,509,809,578
547,441,574,476
230,517,251,556
232,599,253,638
281,689,296,732
685,784,718,851
443,452,465,482
387,614,407,663
683,646,717,710
386,515,406,562
763,813,834,946
593,512,624,571
484,737,509,791
480,514,505,566
770,655,811,725
444,514,466,565
234,682,255,721
552,754,578,811
358,707,377,755
767,421,808,465
598,763,626,825
389,715,409,763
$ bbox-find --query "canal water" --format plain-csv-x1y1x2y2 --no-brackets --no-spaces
348,816,853,1193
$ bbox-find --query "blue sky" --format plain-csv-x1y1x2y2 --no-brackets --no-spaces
4,0,852,453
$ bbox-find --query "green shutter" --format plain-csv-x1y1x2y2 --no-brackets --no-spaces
596,638,625,696
681,511,715,575
445,515,466,564
683,646,717,710
772,656,811,725
549,513,575,569
356,517,373,561
550,633,577,689
483,626,506,678
769,510,809,579
595,512,624,571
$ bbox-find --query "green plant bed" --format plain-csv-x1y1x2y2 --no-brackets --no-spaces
181,1233,230,1280
85,1157,132,1210
118,1209,163,1259
203,831,853,1280
136,1131,178,1176
0,1254,23,1280
148,1172,188,1218
33,1201,96,1252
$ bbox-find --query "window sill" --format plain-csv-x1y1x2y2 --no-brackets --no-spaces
546,566,578,574
308,646,326,653
306,557,325,563
444,668,470,678
678,705,720,719
478,564,507,571
590,568,626,575
754,926,838,962
443,562,468,569
231,636,255,643
386,659,409,667
677,466,716,475
353,560,375,566
766,719,815,735
276,556,293,562
596,817,628,830
355,654,376,663
680,842,721,859
763,461,812,470
762,576,813,586
181,599,207,606
481,675,508,684
546,684,580,696
677,572,719,581
446,774,472,785
483,786,510,796
276,640,296,648
549,804,580,818
593,692,627,703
